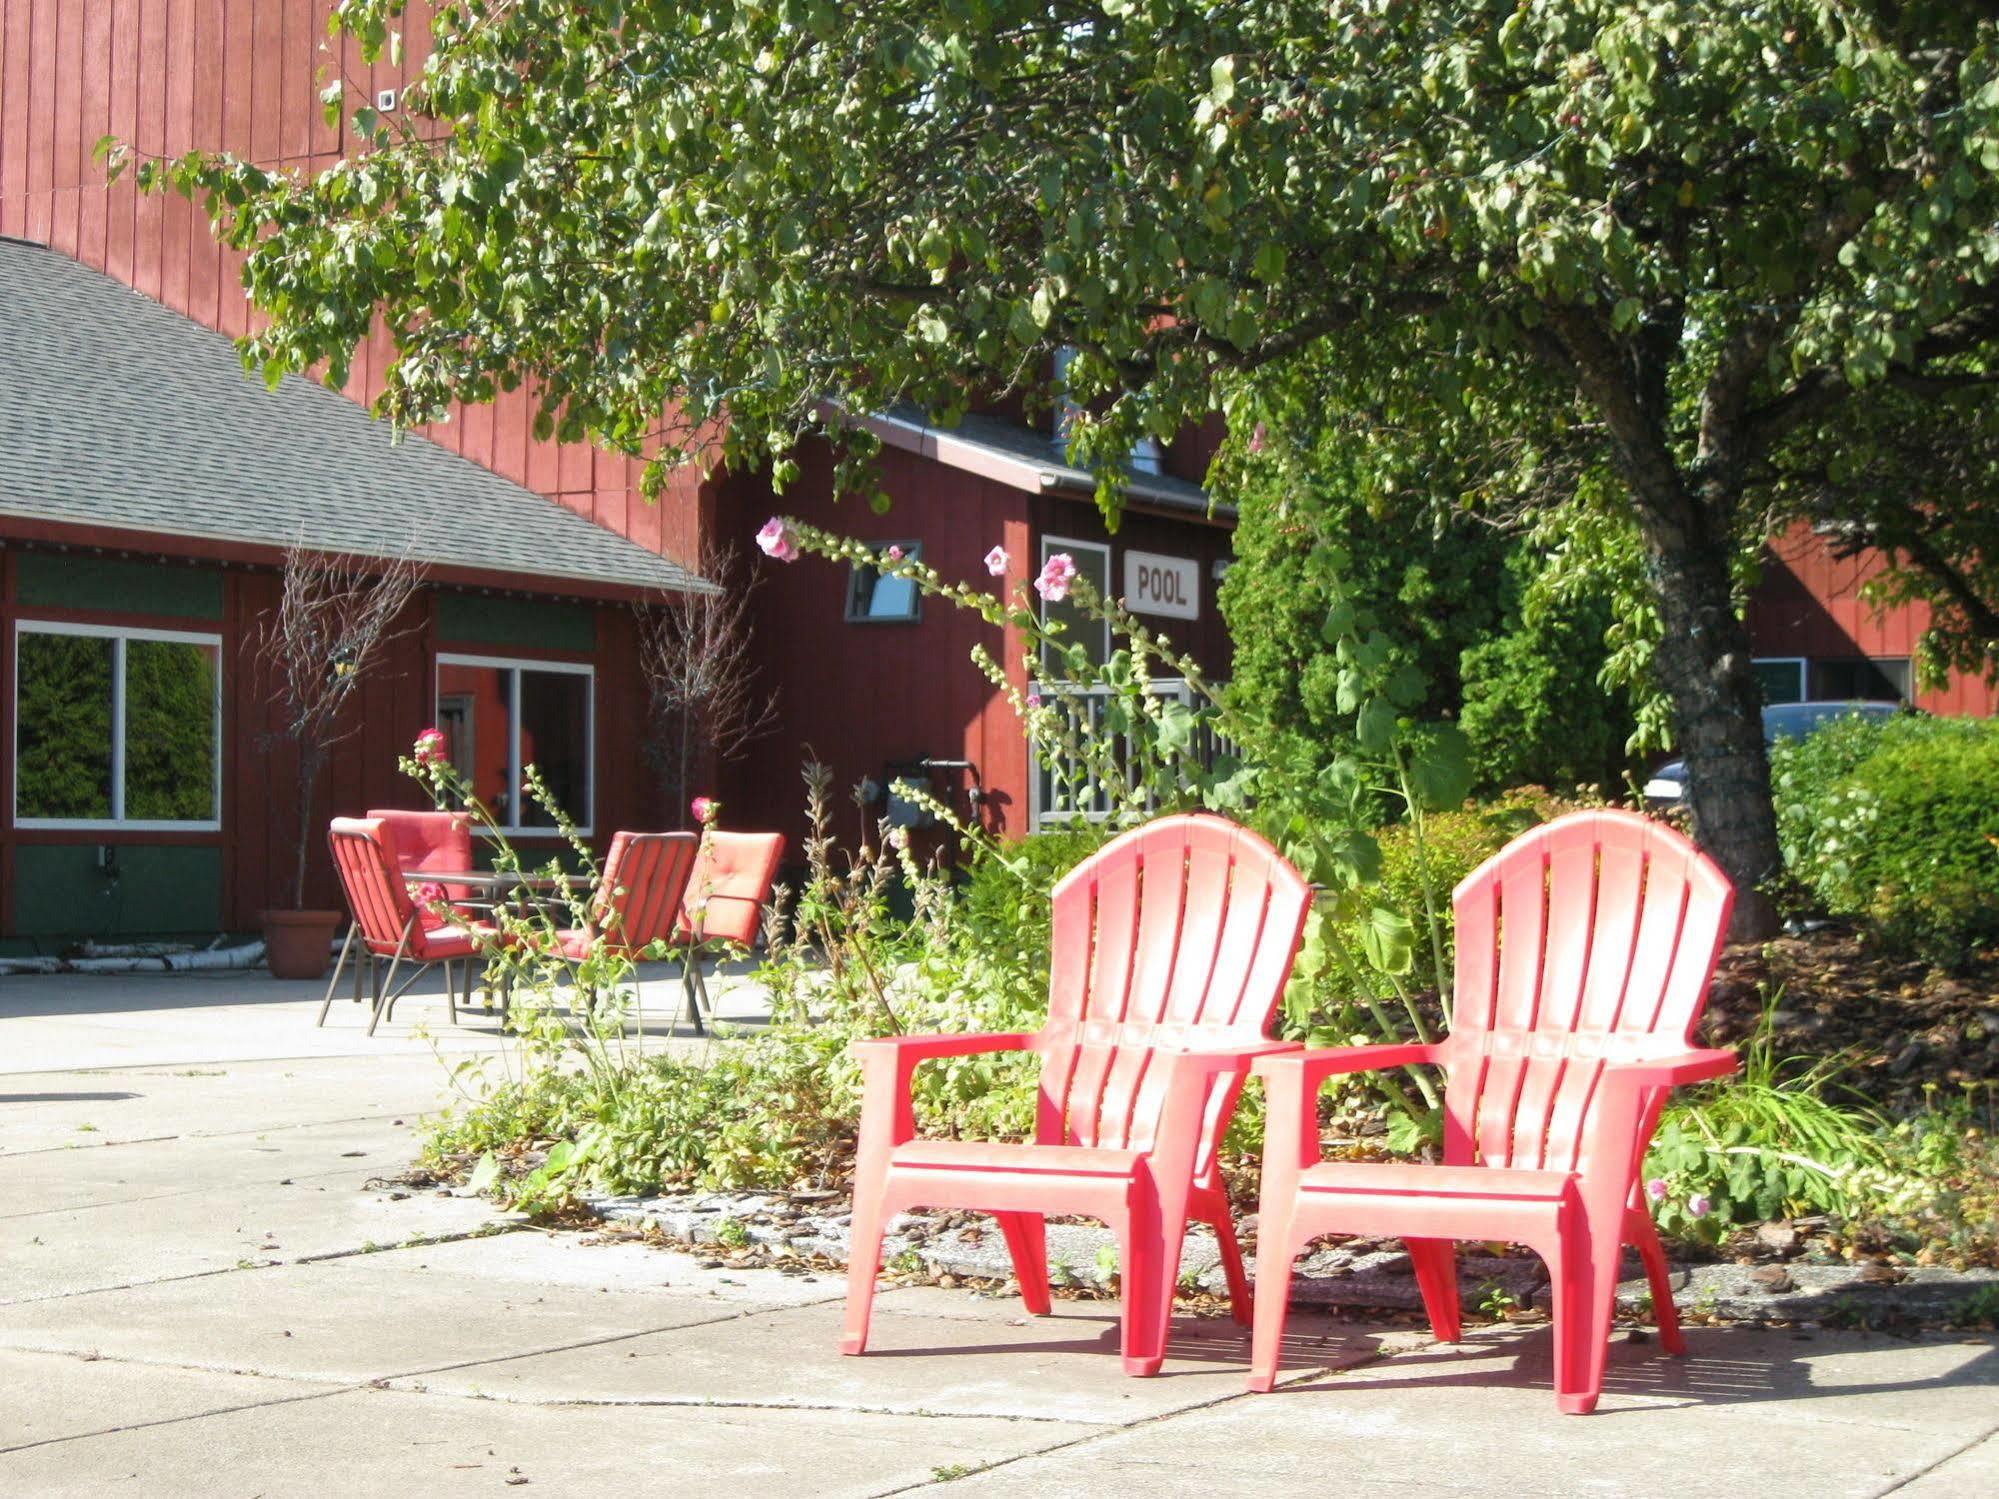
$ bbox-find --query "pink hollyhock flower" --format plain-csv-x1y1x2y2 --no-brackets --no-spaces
411,881,447,905
691,796,720,825
1025,692,1042,709
413,727,447,765
1645,1177,1669,1202
983,544,1009,576
1686,1193,1712,1219
1034,552,1078,602
887,827,910,851
1248,422,1267,454
885,544,904,562
755,516,798,562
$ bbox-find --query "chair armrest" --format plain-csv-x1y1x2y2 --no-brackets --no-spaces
848,1032,1037,1064
1601,1048,1738,1087
849,1033,1038,1152
1252,1042,1442,1087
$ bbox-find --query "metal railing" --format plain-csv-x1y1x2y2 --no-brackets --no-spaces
1027,679,1237,831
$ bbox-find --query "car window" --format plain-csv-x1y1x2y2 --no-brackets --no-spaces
1762,701,1897,745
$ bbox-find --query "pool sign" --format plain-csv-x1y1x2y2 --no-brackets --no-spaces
1123,550,1200,620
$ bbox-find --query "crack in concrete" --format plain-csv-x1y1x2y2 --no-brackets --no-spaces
1870,1417,1999,1496
866,1346,1394,1495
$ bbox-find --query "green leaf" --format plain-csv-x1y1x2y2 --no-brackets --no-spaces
1357,904,1415,975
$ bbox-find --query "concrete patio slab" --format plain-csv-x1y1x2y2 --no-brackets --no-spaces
0,1347,342,1453
0,1383,1091,1497
351,1228,851,1307
1893,1430,1999,1495
940,1327,1999,1498
0,1170,508,1304
0,1055,461,1157
386,1292,1379,1424
0,1254,777,1386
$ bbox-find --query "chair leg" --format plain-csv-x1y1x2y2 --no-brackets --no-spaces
1246,1205,1297,1393
678,959,707,1036
1546,1217,1621,1415
1627,1211,1685,1355
994,1212,1051,1316
317,926,356,1028
1209,1207,1254,1328
1119,1186,1183,1378
1405,1237,1463,1343
369,950,405,1036
840,1181,892,1356
355,949,368,1004
691,959,713,1032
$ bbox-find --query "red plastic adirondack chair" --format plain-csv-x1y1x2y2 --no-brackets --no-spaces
549,831,701,960
319,817,495,1035
672,830,785,1032
1247,808,1737,1413
842,813,1312,1376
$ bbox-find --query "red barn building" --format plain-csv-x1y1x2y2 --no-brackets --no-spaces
0,2,1234,948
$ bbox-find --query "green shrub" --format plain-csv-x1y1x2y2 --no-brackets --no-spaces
1774,714,1999,964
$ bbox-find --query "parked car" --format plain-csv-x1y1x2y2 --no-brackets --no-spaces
1641,700,1903,804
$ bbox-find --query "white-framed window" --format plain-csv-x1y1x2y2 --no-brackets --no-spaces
12,621,223,830
845,540,923,623
1038,535,1112,670
435,654,594,834
1753,657,1807,706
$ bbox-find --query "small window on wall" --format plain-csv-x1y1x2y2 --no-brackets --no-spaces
1038,536,1112,670
13,623,222,828
435,655,593,834
1809,657,1911,703
845,541,922,623
1753,658,1807,706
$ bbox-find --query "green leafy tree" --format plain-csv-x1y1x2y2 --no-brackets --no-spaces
125,1,1999,933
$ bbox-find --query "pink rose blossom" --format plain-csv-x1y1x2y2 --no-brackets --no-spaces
885,544,904,562
1034,552,1078,602
413,727,447,766
983,544,1010,577
1686,1193,1711,1219
1645,1177,1668,1202
691,796,720,825
755,516,798,563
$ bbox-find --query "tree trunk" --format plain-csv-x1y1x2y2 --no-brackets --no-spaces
1643,538,1782,940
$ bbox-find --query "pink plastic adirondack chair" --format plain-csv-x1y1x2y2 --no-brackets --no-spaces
842,813,1312,1376
671,830,785,1033
1247,808,1737,1413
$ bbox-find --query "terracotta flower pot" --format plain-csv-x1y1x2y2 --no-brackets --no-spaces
261,908,343,980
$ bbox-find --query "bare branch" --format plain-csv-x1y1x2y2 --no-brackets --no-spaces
634,543,780,819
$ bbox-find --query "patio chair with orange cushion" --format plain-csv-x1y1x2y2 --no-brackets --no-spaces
365,808,478,909
672,830,785,1033
318,817,496,1036
547,831,702,960
1246,808,1738,1414
840,813,1312,1376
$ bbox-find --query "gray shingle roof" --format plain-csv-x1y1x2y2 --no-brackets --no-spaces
0,237,708,596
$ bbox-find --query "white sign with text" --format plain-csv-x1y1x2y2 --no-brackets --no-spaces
1123,550,1200,620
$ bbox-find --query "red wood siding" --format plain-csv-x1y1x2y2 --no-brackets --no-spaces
714,445,1236,852
0,542,670,937
0,0,710,572
1747,522,1997,717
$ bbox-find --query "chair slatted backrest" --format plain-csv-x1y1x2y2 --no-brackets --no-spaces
328,817,418,954
366,809,476,904
592,832,701,954
1037,814,1312,1162
674,832,786,946
1445,808,1734,1175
